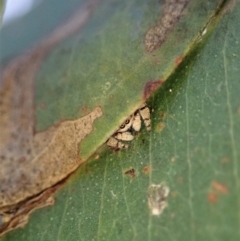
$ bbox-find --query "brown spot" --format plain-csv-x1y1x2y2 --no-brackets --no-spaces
208,192,218,204
0,180,64,237
221,156,229,164
18,157,26,164
207,180,229,205
159,112,166,119
143,80,164,100
156,122,165,132
175,56,184,66
124,168,136,178
211,181,229,195
142,165,151,174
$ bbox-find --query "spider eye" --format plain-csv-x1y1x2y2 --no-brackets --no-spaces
120,124,125,129
125,119,130,124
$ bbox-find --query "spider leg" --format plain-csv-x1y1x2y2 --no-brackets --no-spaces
132,112,141,131
139,104,151,131
114,131,134,141
106,137,128,150
118,115,134,132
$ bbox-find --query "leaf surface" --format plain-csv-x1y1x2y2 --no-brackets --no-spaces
1,0,239,240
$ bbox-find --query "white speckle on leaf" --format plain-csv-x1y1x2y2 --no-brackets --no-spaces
148,183,170,216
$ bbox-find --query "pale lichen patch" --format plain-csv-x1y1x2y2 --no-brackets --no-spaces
148,183,170,216
145,0,190,52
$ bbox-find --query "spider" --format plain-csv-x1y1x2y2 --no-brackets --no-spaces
106,103,151,150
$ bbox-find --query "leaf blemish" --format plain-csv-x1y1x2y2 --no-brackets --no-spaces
175,55,184,66
0,105,103,236
142,165,151,174
145,0,190,52
207,192,218,204
211,181,229,195
159,112,166,119
124,168,136,178
148,183,170,216
0,179,66,237
156,122,165,132
207,181,229,205
1,104,103,207
0,53,103,232
143,80,164,100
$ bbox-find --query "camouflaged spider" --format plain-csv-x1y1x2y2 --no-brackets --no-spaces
106,103,151,150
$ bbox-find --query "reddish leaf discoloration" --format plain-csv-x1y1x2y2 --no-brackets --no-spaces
142,165,151,174
211,181,229,195
207,180,229,205
207,192,218,204
143,80,165,100
175,56,184,66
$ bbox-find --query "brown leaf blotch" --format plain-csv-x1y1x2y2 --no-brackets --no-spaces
175,56,184,66
142,165,151,174
124,168,136,178
143,80,164,100
211,181,229,195
208,192,218,204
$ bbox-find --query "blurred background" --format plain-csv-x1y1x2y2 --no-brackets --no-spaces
2,0,42,25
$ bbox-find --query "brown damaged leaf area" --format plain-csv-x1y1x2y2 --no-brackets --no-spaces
0,105,102,209
0,0,102,235
143,80,165,100
0,54,102,225
0,181,64,237
124,168,136,178
211,181,229,195
0,54,102,233
145,0,190,52
207,180,229,204
142,165,151,174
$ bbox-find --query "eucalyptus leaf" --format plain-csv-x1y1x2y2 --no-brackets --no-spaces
1,0,239,240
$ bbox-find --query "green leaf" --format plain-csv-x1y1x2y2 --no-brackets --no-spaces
1,0,239,240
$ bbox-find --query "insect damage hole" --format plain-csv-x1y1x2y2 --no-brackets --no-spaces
148,183,170,216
